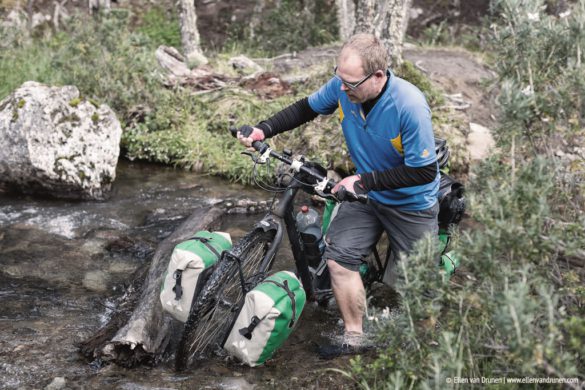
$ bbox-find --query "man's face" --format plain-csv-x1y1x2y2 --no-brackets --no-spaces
335,48,381,104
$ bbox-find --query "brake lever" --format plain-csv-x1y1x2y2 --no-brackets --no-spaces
314,188,338,201
241,151,258,163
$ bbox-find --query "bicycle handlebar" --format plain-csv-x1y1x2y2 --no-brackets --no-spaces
229,126,367,203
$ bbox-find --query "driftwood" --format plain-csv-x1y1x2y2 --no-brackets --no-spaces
79,206,225,367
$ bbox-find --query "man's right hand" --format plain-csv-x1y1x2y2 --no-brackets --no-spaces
237,125,265,148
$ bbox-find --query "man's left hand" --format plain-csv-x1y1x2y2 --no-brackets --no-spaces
332,175,367,195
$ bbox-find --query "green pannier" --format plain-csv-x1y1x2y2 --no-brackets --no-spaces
160,231,232,322
223,271,306,367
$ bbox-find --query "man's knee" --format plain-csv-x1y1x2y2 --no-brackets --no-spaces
327,259,359,278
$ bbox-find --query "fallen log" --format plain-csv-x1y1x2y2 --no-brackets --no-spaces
78,206,225,367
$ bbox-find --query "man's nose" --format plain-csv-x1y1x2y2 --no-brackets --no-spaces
340,83,349,92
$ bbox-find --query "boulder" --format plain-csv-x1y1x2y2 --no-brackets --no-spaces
468,122,496,161
0,81,122,200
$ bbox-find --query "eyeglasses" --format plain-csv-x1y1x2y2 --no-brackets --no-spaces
333,66,373,91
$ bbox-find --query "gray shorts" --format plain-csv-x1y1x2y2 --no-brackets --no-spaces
323,199,439,273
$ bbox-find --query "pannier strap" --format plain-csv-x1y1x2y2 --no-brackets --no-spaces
239,315,261,340
172,270,183,300
262,279,297,328
172,235,221,301
189,235,221,259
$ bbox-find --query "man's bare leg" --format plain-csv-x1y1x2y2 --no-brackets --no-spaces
327,259,366,334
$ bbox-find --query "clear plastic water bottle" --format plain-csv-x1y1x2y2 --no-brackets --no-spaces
296,205,323,267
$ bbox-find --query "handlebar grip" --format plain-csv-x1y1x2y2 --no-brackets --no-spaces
252,140,267,152
352,192,368,204
335,186,368,204
230,125,254,138
346,191,368,204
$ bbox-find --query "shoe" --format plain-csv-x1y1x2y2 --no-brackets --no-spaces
316,332,374,359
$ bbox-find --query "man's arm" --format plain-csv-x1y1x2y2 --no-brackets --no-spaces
255,97,319,138
359,163,437,191
237,97,319,147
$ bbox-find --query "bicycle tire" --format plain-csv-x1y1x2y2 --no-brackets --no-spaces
175,229,277,370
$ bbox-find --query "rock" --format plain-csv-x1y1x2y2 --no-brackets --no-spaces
45,377,66,390
0,81,122,200
82,270,109,292
468,122,496,161
2,10,26,30
228,55,264,74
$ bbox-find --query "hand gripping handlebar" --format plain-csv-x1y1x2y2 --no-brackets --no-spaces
229,126,367,203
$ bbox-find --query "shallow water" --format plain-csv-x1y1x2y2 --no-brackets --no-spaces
0,160,384,389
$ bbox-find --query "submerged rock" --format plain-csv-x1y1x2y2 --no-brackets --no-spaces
45,377,66,390
0,81,122,200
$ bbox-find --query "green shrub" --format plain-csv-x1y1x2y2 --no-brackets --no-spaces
490,0,585,153
137,7,181,49
225,0,338,56
0,11,167,121
344,157,584,388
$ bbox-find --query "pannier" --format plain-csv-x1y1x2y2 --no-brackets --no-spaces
160,231,232,322
223,271,306,366
438,172,466,228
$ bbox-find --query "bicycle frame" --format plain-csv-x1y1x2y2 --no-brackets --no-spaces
243,178,317,299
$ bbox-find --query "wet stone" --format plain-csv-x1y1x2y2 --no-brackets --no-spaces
82,270,108,292
108,260,139,274
45,377,66,390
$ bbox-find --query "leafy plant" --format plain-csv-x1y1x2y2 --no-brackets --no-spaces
490,0,585,153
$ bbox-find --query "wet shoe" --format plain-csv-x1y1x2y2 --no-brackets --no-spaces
316,332,374,359
317,342,363,359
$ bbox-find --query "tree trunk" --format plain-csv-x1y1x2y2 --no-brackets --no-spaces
249,0,266,40
89,0,111,14
78,206,225,367
345,0,411,66
178,0,208,67
336,0,356,41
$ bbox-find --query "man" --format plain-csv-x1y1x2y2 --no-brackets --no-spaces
237,33,439,355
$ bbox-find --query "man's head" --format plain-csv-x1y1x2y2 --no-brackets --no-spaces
335,33,389,103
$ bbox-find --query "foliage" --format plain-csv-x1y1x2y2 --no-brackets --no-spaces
419,21,490,52
137,7,182,49
344,1,585,387
225,0,338,56
489,0,585,153
0,10,167,121
345,157,585,388
396,61,445,108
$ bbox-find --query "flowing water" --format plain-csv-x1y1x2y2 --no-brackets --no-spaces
0,160,376,389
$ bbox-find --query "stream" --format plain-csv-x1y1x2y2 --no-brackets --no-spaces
0,160,366,390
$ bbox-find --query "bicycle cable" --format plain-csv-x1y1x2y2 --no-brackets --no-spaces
252,160,288,193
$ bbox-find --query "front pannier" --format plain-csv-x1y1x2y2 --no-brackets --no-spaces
223,271,306,366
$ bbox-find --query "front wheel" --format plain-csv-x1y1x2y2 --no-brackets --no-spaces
174,229,277,371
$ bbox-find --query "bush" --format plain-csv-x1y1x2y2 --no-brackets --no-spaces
225,0,338,56
490,0,585,153
344,157,584,388
342,1,585,387
137,7,181,49
0,11,167,121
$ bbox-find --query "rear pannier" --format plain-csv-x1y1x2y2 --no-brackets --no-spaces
160,231,232,322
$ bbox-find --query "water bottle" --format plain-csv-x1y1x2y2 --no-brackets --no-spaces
296,205,323,268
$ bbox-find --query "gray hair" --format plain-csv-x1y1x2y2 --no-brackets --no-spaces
340,33,389,74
